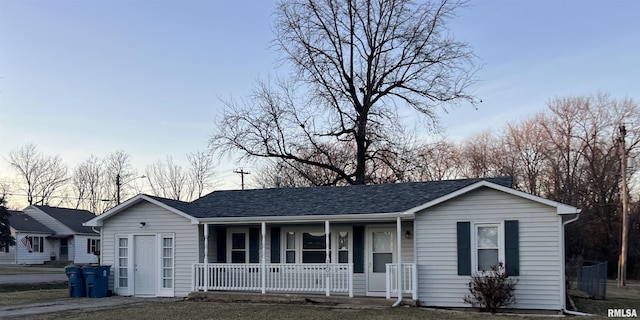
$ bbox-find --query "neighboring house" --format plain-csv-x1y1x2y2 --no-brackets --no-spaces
84,177,580,312
0,211,55,264
4,206,101,265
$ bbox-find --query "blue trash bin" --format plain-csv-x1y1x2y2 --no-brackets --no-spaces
65,266,86,297
83,265,111,298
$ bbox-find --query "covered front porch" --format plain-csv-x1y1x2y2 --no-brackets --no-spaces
191,216,416,300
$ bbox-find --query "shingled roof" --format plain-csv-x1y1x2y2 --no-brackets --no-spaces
8,210,55,233
188,177,512,218
34,206,97,234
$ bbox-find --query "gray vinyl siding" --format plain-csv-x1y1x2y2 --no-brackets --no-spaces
415,187,563,310
100,201,198,297
73,235,100,264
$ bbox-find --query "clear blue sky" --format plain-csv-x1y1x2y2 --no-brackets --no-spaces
1,0,639,193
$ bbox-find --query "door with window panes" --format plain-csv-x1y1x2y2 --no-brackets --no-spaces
367,227,395,294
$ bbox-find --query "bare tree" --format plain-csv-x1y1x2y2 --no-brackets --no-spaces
104,151,138,205
71,156,107,213
7,144,68,205
211,0,478,185
187,151,216,198
146,157,188,201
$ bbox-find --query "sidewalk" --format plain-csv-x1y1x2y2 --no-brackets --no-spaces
0,296,180,319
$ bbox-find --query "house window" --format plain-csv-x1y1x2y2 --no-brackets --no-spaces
302,232,328,263
475,224,502,272
282,228,350,264
117,237,129,288
285,232,295,263
230,232,247,263
1,244,9,253
337,232,348,263
87,239,100,254
162,237,174,289
26,236,44,253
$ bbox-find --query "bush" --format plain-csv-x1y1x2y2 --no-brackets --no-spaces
463,262,518,313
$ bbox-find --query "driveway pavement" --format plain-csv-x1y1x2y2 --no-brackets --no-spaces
0,297,180,319
0,273,67,284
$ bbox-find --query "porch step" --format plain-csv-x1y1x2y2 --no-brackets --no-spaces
187,291,416,308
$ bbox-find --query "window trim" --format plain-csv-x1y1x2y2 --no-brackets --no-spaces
472,222,505,273
280,227,351,264
87,238,100,254
157,233,175,297
227,228,249,263
27,236,44,253
115,234,131,294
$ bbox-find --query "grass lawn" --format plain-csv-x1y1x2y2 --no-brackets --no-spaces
0,288,71,307
0,266,64,275
17,301,561,320
570,280,640,317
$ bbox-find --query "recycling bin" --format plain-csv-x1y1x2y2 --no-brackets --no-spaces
65,265,86,297
83,265,111,298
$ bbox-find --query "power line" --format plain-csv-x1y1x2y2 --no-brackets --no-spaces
233,168,251,190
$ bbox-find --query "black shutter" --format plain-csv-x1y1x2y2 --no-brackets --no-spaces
249,228,259,263
353,226,364,273
504,220,520,276
39,237,44,253
457,222,471,276
87,239,91,254
216,227,226,262
270,227,280,263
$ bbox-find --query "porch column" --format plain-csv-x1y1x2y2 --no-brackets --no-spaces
204,223,209,292
396,217,402,299
325,220,330,297
261,222,266,294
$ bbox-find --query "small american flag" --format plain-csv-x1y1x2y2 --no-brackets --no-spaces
21,236,32,253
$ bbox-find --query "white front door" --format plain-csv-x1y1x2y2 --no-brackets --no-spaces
367,227,395,294
134,235,156,296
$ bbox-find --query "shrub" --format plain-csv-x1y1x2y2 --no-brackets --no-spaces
463,262,518,313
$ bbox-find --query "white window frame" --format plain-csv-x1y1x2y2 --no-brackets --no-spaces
227,228,249,263
472,222,504,273
87,238,100,254
157,233,175,297
281,227,351,264
115,234,132,296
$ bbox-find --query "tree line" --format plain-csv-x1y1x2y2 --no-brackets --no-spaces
2,145,216,213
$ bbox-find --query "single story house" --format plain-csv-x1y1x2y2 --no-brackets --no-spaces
2,206,101,265
84,177,580,312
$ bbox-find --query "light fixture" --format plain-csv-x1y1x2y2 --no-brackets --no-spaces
404,230,411,240
139,222,146,228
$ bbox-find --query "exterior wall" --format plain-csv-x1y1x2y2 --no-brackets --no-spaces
100,201,198,297
415,187,563,310
12,231,55,264
0,228,18,264
73,234,100,264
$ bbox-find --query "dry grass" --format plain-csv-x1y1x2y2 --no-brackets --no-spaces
0,289,71,307
0,266,64,275
17,301,553,320
571,280,640,317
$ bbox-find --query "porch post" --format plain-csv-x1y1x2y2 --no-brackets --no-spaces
261,222,266,294
396,217,402,299
325,220,330,297
204,223,209,292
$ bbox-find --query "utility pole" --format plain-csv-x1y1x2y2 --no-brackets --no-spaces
116,174,121,205
234,169,251,190
618,125,629,287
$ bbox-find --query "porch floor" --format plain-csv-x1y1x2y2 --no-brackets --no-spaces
187,291,416,308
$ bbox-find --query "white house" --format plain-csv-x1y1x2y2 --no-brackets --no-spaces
84,177,580,312
0,210,55,264
2,206,101,265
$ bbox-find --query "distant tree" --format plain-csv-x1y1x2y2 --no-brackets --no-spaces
187,151,216,198
147,157,189,201
211,0,479,185
0,196,16,250
71,155,107,213
7,144,68,205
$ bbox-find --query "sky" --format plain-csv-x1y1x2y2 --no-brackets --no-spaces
1,0,639,204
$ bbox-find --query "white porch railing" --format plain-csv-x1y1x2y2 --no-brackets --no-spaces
385,263,417,300
193,263,353,297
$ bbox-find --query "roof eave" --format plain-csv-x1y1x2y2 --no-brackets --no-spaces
196,211,414,224
84,194,199,227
